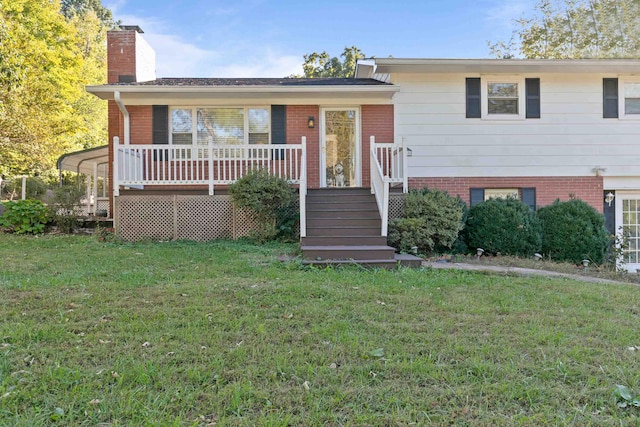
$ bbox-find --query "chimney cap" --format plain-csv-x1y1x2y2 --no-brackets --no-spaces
118,25,144,33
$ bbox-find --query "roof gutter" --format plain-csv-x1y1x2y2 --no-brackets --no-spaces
114,91,130,145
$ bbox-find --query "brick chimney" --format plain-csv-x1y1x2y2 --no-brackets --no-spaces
107,25,156,84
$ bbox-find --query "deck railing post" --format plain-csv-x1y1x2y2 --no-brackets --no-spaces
113,136,120,196
402,136,408,193
208,142,214,195
299,136,307,238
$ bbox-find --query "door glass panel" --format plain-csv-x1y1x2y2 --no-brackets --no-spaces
324,110,356,187
622,198,640,265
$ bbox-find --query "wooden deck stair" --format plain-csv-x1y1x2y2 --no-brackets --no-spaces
301,188,422,268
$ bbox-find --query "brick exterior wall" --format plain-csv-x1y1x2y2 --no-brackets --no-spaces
285,105,394,189
286,106,320,188
362,105,394,188
408,176,604,212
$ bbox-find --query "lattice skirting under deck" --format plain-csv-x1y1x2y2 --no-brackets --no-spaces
114,195,299,242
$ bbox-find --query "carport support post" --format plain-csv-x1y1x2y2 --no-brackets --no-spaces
21,176,26,200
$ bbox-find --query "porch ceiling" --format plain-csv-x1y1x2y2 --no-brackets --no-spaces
57,145,109,175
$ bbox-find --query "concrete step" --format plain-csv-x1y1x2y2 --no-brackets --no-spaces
302,245,396,261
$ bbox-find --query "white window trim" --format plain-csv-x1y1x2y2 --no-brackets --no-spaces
618,77,640,120
480,76,526,121
169,106,271,145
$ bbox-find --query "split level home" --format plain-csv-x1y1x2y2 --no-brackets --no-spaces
60,25,640,269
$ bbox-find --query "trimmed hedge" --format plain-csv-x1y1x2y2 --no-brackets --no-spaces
537,199,608,264
388,188,465,255
464,197,541,256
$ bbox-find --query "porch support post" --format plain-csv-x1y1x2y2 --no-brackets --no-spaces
92,161,99,215
114,91,130,145
113,136,120,196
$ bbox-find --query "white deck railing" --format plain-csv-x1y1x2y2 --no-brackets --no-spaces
370,136,408,236
113,137,306,196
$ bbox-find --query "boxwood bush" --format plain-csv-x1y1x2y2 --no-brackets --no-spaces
388,188,465,255
464,197,541,256
229,168,296,242
537,199,608,264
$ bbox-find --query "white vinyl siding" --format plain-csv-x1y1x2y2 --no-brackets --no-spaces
392,73,640,178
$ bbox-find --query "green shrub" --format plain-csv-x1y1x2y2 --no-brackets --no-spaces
0,199,50,234
464,197,541,256
537,199,608,264
388,188,465,255
229,168,296,242
48,185,84,234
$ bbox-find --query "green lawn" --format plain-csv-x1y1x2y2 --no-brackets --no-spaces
1,235,639,426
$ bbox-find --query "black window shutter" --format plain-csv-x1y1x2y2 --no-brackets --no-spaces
521,188,536,210
525,78,541,119
152,105,169,161
466,78,481,118
470,188,485,206
271,105,286,160
603,78,619,118
603,190,616,234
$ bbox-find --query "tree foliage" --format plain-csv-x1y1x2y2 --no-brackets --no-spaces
294,46,366,78
489,0,640,59
0,0,110,179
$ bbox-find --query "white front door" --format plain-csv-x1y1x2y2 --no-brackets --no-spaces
320,108,360,188
615,191,640,272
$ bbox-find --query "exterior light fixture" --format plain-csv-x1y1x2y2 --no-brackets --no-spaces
605,192,615,207
534,253,543,261
308,116,315,129
406,147,413,157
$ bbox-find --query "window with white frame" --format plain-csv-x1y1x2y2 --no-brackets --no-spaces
481,77,526,119
170,107,270,145
624,82,640,115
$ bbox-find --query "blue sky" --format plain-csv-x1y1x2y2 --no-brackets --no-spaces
106,0,535,78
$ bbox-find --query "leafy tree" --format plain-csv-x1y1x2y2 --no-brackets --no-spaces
0,0,109,179
60,0,115,26
294,46,366,78
489,0,640,59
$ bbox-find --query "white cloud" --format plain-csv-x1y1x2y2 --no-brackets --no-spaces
104,3,302,78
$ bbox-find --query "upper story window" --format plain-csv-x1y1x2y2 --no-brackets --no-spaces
466,77,539,120
604,77,640,119
624,82,640,115
170,107,270,145
487,82,519,115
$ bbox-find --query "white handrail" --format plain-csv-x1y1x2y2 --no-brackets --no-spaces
299,136,307,238
113,143,305,191
370,143,390,236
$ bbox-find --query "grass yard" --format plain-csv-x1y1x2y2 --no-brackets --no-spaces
1,235,640,426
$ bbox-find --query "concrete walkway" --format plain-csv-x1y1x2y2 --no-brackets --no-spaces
422,260,633,285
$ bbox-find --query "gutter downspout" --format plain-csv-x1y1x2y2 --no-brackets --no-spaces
114,91,130,145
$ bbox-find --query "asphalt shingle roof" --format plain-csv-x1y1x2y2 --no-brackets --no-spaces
115,77,391,86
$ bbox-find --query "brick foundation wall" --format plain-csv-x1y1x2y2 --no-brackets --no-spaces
409,176,604,212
